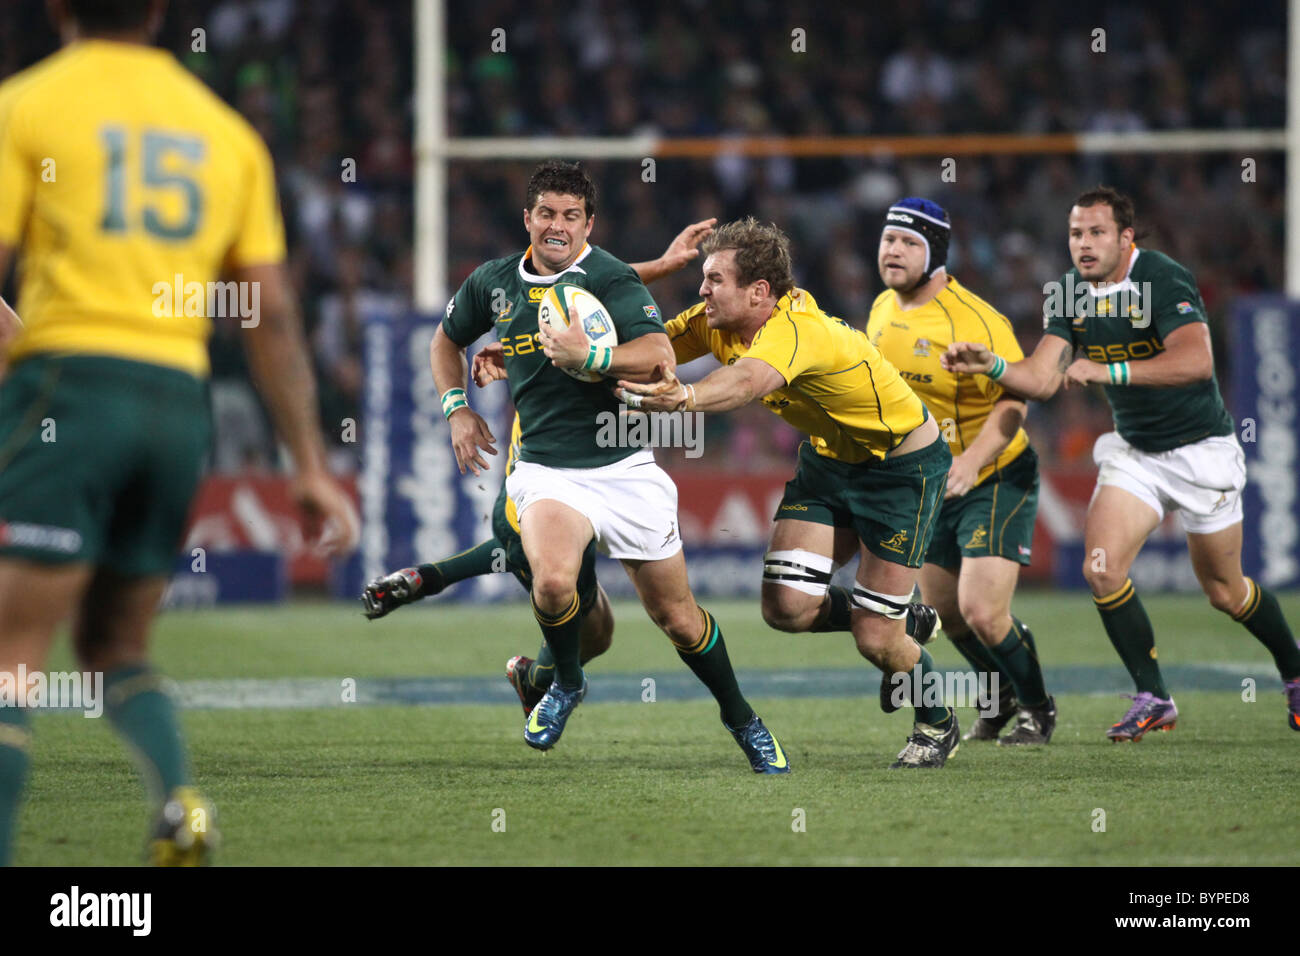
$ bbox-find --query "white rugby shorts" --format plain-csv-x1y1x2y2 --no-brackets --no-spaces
1091,431,1246,535
506,449,683,561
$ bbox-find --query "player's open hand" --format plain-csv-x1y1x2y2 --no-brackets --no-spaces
447,406,497,475
537,306,590,370
944,453,980,499
616,365,688,412
294,468,360,556
658,218,718,274
1064,357,1105,389
942,341,995,375
472,341,508,386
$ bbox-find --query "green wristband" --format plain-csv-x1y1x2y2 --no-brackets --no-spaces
441,388,468,419
583,344,613,373
1107,361,1130,385
987,355,1007,380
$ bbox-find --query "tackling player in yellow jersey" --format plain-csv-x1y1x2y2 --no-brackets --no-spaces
867,198,1055,745
618,218,960,769
0,0,357,865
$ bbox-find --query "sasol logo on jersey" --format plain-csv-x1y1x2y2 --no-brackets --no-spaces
1084,338,1166,362
499,331,542,356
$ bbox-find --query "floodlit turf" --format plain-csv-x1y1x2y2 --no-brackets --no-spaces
16,592,1300,866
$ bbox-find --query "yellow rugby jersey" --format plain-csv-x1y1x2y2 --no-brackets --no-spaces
667,289,926,463
0,40,286,378
866,276,1029,485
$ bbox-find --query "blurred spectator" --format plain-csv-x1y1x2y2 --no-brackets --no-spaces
0,0,1284,477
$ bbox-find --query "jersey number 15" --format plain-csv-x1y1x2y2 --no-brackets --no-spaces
100,125,205,241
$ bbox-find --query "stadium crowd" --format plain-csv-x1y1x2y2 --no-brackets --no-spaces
0,0,1284,473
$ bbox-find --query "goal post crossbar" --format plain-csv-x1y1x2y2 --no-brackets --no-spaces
427,129,1286,161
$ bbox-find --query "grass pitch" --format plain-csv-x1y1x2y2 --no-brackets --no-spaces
16,592,1300,866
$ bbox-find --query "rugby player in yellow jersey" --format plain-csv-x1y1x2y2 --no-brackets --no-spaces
867,198,1055,745
0,0,358,865
617,218,960,768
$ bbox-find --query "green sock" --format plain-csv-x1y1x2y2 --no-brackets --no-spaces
1094,579,1169,698
677,607,753,728
528,645,556,691
532,591,583,689
104,665,190,801
912,646,951,727
1234,580,1300,680
529,613,601,690
809,586,852,632
948,630,1002,676
988,620,1049,708
0,707,31,867
1015,617,1040,658
419,538,502,595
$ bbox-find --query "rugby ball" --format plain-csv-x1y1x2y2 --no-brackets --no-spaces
537,282,619,382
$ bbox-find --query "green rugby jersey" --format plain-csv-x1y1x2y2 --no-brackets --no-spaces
1042,247,1233,452
441,243,665,467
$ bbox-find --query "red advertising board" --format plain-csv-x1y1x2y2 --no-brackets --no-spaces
183,468,1106,588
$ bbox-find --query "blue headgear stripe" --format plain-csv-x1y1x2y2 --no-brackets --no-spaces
882,198,950,285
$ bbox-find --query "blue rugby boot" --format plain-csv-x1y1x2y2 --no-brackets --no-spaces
727,714,791,774
524,673,587,751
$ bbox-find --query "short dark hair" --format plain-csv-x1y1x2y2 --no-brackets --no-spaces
525,161,597,218
1073,185,1137,233
67,0,155,31
700,217,796,299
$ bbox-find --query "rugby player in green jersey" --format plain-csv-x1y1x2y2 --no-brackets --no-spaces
945,186,1300,738
426,162,788,772
362,219,717,717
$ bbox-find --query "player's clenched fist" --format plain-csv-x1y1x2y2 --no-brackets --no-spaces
361,568,425,619
447,406,497,475
941,341,995,375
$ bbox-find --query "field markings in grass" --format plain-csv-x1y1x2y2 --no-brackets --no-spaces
85,662,1280,711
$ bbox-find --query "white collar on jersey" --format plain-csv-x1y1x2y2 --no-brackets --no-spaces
518,243,593,283
1086,245,1141,297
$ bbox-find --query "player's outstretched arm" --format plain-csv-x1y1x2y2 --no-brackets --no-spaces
235,262,359,555
942,335,1071,402
630,218,718,285
1062,322,1214,389
616,356,785,413
430,324,497,475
